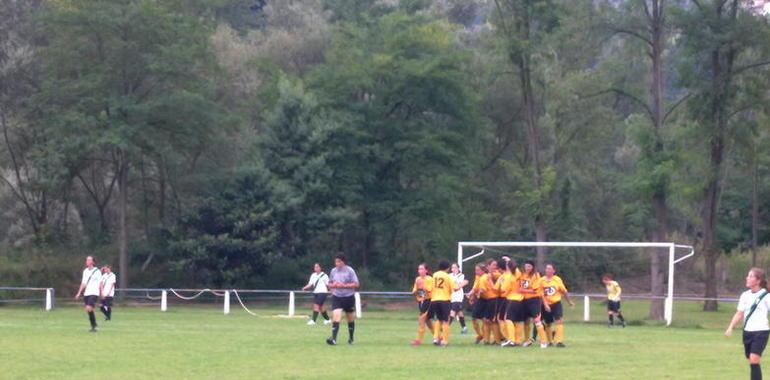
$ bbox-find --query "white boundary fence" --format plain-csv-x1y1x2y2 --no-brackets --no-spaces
2,286,741,325
0,287,54,310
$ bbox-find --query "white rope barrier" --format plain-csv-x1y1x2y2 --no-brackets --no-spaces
231,289,258,316
168,288,224,300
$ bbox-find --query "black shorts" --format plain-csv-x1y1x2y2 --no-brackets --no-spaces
608,300,621,312
83,295,98,307
313,293,328,306
497,298,509,320
542,301,563,324
418,299,431,315
430,301,451,322
450,302,463,312
744,330,770,358
483,298,497,320
506,300,524,322
331,295,356,313
472,299,486,319
101,297,113,307
521,298,542,319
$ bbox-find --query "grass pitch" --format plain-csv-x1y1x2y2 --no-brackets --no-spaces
0,300,750,379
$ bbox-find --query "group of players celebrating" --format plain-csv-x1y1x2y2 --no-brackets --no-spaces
411,256,575,348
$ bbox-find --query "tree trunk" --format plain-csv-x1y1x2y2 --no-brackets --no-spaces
752,152,759,267
535,216,547,269
117,152,130,291
649,192,667,320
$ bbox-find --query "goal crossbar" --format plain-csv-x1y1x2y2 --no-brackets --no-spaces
457,241,695,326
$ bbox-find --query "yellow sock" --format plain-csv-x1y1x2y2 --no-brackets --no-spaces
433,321,441,340
524,320,531,341
544,324,553,343
492,323,502,343
417,326,425,342
514,322,524,344
505,320,516,342
536,323,547,344
498,321,508,340
484,321,493,343
441,323,451,343
472,319,482,337
555,323,564,343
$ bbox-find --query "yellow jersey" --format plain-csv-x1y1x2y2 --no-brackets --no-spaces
606,280,621,301
478,273,497,300
412,275,434,301
519,272,541,300
431,270,456,302
498,271,523,301
541,275,567,305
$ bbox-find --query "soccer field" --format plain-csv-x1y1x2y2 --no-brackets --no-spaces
0,301,749,379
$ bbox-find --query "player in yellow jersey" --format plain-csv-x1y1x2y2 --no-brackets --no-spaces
519,260,547,348
480,259,501,344
468,263,488,344
429,260,458,347
499,260,525,347
541,263,575,347
411,263,434,346
492,259,510,343
602,274,626,327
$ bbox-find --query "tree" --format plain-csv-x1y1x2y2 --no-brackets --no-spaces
37,0,226,288
675,0,770,310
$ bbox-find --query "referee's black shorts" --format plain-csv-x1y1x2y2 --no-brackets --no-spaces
101,296,113,307
332,295,356,313
430,301,451,322
744,330,770,358
607,300,621,312
542,301,563,324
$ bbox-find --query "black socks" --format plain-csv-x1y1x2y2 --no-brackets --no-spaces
609,315,614,325
312,311,319,322
321,311,329,320
752,364,762,380
332,322,340,340
459,317,466,328
617,313,625,322
88,311,97,328
348,322,355,341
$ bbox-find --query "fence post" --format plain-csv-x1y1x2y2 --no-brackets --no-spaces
288,291,295,317
355,292,362,319
224,291,230,315
583,295,590,322
45,288,53,311
161,290,167,312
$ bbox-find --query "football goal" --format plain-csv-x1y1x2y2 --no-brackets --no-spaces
456,241,695,326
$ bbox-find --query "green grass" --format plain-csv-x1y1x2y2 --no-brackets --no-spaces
0,300,752,379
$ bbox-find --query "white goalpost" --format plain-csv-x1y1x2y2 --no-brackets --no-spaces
457,241,695,326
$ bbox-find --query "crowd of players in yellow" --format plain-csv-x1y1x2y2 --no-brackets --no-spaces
411,257,576,348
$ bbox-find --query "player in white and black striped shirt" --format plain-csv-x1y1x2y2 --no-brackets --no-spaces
99,265,116,321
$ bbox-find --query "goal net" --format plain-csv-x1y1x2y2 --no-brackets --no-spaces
0,287,54,310
456,241,694,326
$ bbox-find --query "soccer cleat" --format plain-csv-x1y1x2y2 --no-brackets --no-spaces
522,340,532,347
501,340,513,347
439,342,448,348
326,338,337,345
621,321,626,328
410,340,421,347
461,326,468,334
474,336,484,344
323,320,331,325
348,339,354,345
89,328,97,333
433,339,440,346
307,320,316,326
556,342,566,348
540,343,548,348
